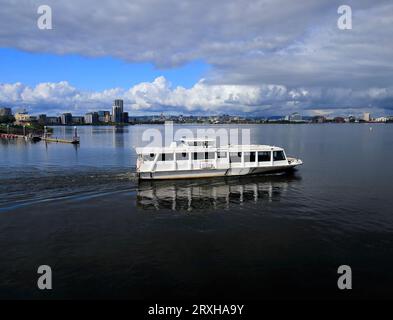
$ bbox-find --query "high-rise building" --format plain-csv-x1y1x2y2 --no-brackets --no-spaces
122,112,129,123
72,116,84,124
84,112,99,124
46,116,60,125
97,110,110,123
0,107,12,116
363,112,371,122
60,113,73,125
114,99,123,109
112,99,124,123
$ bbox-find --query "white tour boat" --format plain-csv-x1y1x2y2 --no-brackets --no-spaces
135,138,303,180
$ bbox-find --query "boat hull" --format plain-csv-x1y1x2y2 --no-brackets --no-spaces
138,163,300,180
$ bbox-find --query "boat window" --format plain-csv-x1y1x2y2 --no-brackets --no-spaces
217,151,227,159
244,152,256,162
193,152,205,160
142,153,155,161
229,152,242,163
159,153,174,161
206,152,215,160
273,151,286,161
176,152,189,160
258,151,271,162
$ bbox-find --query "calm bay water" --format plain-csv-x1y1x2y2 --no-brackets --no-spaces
0,124,393,299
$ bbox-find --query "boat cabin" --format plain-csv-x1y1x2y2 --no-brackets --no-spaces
136,138,289,173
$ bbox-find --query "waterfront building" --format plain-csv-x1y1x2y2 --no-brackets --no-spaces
114,99,123,109
112,99,124,123
375,117,387,123
333,117,345,123
60,113,73,125
38,114,47,125
0,107,12,116
346,115,356,123
363,112,371,122
312,116,326,123
72,116,84,124
122,112,129,123
289,112,302,122
46,116,60,124
97,111,110,123
84,112,99,124
14,112,37,125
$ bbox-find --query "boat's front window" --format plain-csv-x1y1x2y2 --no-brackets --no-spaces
258,151,271,162
142,153,155,161
273,151,286,161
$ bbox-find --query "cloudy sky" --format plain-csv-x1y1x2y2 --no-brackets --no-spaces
0,0,393,116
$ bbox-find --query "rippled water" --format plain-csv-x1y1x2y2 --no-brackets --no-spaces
1,124,393,299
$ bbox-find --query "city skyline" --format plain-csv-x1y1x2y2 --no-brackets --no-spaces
2,104,392,126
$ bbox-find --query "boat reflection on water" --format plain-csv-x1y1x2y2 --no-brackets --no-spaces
136,172,301,211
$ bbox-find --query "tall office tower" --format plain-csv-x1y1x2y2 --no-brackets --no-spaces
112,99,124,123
114,99,123,109
60,113,73,125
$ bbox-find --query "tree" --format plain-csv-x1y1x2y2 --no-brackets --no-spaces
0,115,15,124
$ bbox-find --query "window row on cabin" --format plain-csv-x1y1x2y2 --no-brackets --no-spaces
142,151,286,162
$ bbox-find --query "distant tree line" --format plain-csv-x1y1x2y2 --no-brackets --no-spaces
0,115,15,124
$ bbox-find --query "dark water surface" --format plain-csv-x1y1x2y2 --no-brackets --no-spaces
1,124,393,299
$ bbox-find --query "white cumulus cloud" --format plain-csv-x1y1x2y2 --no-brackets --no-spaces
1,77,393,116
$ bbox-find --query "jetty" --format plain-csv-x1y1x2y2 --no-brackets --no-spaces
1,125,80,144
42,137,79,144
41,126,80,144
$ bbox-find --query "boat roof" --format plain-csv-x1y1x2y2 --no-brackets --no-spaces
181,138,215,142
135,144,283,154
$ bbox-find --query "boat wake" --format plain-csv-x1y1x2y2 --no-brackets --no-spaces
0,167,137,212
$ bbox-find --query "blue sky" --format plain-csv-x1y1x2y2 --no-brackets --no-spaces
0,48,209,91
